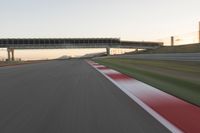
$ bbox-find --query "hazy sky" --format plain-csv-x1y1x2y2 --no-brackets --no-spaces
0,0,199,40
0,0,199,60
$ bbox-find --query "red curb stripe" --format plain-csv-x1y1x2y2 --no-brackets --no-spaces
88,61,180,132
106,73,133,80
88,61,200,132
135,92,200,133
118,79,200,133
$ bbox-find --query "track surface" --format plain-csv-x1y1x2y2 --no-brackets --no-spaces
0,60,169,133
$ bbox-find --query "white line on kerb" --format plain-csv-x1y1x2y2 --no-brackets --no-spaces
88,61,183,133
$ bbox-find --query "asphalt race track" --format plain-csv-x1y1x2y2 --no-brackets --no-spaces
0,60,169,133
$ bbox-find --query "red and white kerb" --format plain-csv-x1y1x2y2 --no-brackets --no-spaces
87,60,200,133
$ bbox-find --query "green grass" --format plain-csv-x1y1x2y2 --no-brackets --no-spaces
95,58,200,106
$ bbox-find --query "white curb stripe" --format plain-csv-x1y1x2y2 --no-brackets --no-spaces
88,61,182,133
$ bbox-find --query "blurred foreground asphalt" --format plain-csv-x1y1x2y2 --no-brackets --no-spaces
0,60,169,133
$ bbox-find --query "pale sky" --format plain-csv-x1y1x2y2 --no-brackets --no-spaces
0,0,199,60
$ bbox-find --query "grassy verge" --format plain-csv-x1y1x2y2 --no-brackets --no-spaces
95,58,200,106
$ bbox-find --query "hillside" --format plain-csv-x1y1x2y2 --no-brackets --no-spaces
134,43,200,54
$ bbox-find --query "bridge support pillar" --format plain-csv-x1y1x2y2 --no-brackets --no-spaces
11,49,15,61
7,48,15,61
106,47,110,55
7,48,11,61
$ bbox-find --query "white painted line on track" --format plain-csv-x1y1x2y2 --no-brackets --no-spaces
87,61,183,133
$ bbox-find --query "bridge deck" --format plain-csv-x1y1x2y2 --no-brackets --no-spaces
0,38,163,49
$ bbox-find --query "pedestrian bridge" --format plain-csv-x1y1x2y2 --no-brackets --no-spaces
0,38,163,60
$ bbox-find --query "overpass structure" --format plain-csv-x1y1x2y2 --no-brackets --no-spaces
0,38,163,61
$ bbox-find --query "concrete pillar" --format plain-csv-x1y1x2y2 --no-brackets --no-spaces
7,48,11,61
106,47,110,55
11,49,15,61
171,36,174,46
7,48,15,61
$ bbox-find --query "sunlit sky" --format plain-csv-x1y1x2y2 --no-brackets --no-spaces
0,0,200,60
